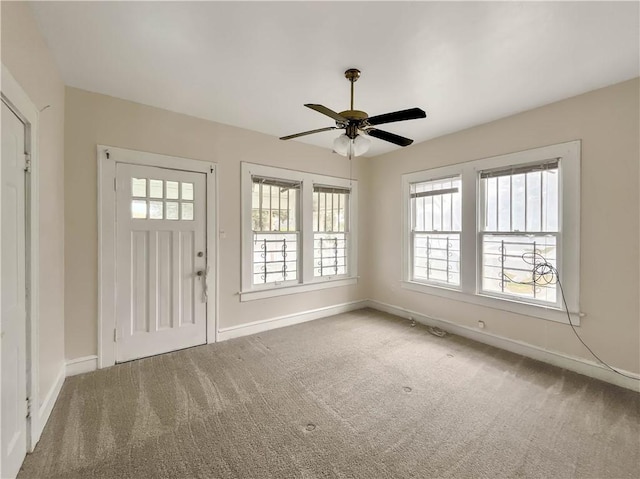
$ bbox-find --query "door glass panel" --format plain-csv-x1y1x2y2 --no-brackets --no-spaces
132,178,146,197
131,200,147,219
181,202,194,220
149,201,163,219
166,201,179,220
182,182,194,200
149,179,163,198
166,181,179,199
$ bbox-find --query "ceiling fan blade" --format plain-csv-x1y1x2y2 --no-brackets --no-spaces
280,126,337,140
305,104,347,122
366,107,426,126
366,128,414,147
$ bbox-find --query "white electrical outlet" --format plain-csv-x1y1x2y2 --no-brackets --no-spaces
478,320,485,329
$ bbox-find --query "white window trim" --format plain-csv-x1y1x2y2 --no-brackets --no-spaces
401,141,581,325
241,162,358,301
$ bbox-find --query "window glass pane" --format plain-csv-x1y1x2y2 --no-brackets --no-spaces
542,170,559,232
149,179,163,199
314,233,347,277
452,187,462,231
412,233,460,286
166,201,179,220
313,189,349,233
526,172,542,231
511,174,526,232
182,182,194,200
497,176,511,231
442,191,452,231
483,165,558,235
166,181,179,200
253,180,299,233
131,200,147,219
149,201,163,219
410,176,460,235
485,177,497,231
252,233,298,285
181,202,194,220
132,178,146,197
481,234,557,304
432,193,442,231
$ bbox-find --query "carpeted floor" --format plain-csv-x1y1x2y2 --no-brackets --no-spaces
19,309,640,478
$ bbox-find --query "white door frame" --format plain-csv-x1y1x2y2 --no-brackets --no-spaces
97,145,218,368
1,64,41,450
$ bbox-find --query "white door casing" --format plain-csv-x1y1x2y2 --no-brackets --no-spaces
1,101,27,478
115,163,208,362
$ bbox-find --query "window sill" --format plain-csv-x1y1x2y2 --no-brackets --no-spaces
240,277,358,302
400,281,581,326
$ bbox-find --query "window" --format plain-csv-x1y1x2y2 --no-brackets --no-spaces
402,141,580,324
313,186,350,277
479,161,558,304
251,177,300,285
410,175,461,286
242,163,358,300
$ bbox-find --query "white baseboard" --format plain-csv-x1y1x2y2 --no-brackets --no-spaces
66,355,98,377
366,300,640,392
34,363,65,446
218,300,368,341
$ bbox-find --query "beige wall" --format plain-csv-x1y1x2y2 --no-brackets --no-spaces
64,87,370,359
1,2,66,404
369,78,640,373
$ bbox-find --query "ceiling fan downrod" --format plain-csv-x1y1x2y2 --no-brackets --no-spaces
345,68,360,111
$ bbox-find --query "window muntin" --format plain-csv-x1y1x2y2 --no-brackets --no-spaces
313,186,350,277
130,177,195,220
410,176,461,286
251,177,300,285
479,160,559,305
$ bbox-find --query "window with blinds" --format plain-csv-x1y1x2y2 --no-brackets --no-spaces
479,159,559,304
251,176,300,285
313,185,350,277
410,175,462,286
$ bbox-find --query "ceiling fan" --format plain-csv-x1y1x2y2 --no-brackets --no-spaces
280,68,426,157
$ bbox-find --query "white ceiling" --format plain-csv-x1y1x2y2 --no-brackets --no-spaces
30,1,639,157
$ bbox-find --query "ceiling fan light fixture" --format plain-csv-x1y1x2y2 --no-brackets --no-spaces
353,134,370,156
333,133,370,157
333,133,351,156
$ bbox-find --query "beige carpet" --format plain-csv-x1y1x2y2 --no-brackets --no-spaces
19,309,640,478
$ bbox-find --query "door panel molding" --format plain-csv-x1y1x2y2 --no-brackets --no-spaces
1,64,41,458
98,145,218,369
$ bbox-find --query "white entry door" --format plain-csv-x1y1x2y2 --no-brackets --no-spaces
1,101,28,478
115,163,207,362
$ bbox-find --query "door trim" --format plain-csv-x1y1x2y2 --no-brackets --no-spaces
1,64,41,451
97,145,218,368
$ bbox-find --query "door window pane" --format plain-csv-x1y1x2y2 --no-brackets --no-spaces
182,182,194,200
131,200,147,219
149,179,163,198
132,178,146,197
181,202,194,220
166,181,179,199
149,201,163,219
166,202,179,220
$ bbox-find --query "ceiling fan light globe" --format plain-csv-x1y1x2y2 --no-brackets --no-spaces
333,134,351,157
353,135,371,156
